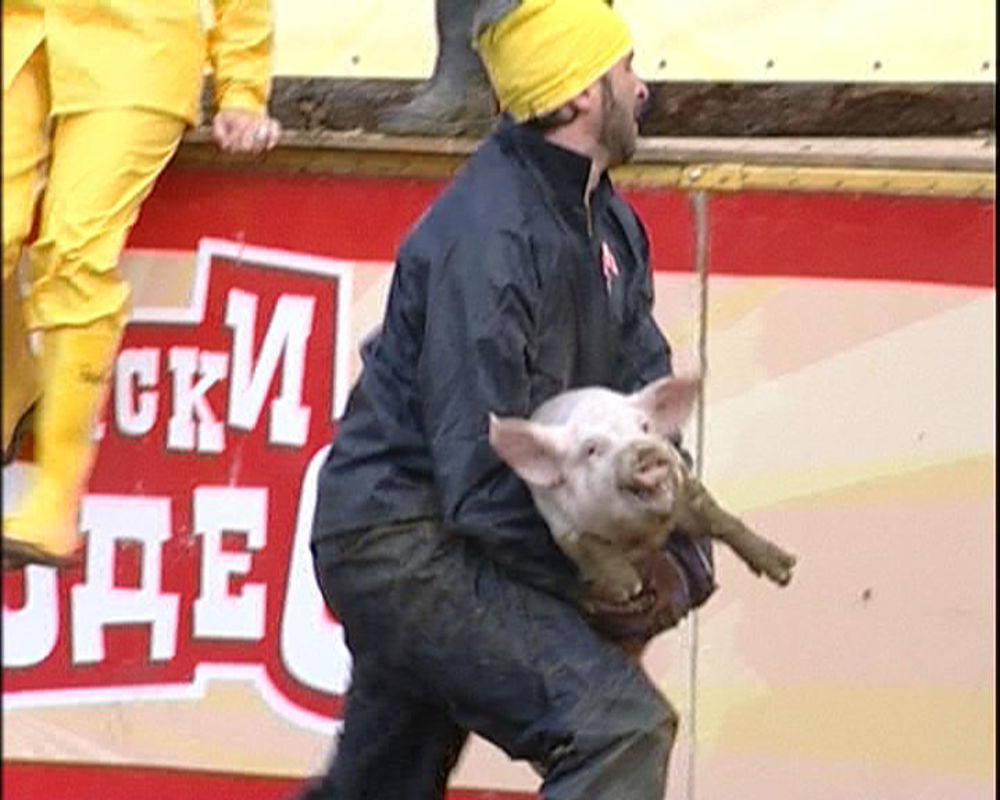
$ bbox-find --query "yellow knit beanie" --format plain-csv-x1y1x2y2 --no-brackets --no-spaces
475,0,633,122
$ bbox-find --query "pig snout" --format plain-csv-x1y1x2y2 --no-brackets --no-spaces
615,440,677,512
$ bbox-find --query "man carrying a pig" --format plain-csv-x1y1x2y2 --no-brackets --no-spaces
303,1,716,797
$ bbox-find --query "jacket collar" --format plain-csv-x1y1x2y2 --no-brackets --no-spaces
496,117,612,232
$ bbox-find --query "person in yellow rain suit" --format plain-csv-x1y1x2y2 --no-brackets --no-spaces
2,0,281,568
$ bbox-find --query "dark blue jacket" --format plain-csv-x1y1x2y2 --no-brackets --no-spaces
313,120,714,604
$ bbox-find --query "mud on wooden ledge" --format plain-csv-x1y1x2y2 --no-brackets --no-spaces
182,78,995,196
200,78,995,138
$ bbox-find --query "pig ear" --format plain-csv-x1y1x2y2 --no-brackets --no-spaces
633,373,702,436
488,414,566,488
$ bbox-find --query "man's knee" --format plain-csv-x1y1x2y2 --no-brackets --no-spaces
560,678,679,765
621,688,679,756
25,234,131,328
540,684,678,800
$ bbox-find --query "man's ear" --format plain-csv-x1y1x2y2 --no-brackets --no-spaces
568,83,600,116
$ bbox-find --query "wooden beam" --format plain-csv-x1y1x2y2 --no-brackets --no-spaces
233,78,995,138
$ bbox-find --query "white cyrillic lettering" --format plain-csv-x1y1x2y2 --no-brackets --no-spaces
226,289,314,447
2,463,59,667
167,347,228,453
116,347,160,437
192,486,267,641
71,496,179,664
2,566,59,668
280,445,352,695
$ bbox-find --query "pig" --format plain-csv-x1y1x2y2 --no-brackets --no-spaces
489,374,796,605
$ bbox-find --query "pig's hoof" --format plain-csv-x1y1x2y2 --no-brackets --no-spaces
593,579,643,605
764,549,797,586
615,583,644,603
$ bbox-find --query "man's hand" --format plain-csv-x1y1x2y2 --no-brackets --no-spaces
212,109,281,154
583,547,693,650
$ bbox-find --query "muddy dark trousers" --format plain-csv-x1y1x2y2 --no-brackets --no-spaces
302,519,678,800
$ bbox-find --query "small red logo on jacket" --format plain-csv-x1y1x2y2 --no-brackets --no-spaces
600,241,619,293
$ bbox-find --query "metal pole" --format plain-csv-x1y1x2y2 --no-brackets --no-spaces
686,189,710,800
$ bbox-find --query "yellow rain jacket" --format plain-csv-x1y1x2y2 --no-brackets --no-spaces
2,0,272,124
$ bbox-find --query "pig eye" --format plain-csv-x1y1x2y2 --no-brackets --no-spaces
582,439,602,458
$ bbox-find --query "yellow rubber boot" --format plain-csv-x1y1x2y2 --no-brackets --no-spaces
2,314,124,568
3,267,40,462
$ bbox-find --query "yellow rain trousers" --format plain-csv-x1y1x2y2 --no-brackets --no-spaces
2,0,273,564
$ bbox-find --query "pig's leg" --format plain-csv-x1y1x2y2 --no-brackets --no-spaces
562,533,645,603
678,480,796,586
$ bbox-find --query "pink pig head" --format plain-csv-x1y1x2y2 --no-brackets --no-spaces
489,374,702,547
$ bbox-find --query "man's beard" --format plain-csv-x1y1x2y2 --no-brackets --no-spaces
598,81,638,166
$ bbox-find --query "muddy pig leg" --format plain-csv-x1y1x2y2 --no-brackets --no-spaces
678,479,796,586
